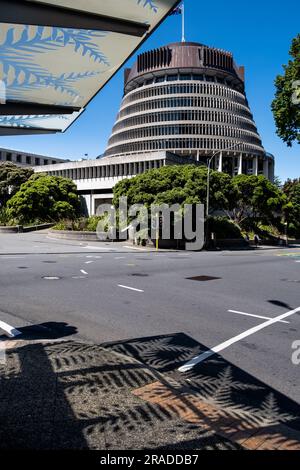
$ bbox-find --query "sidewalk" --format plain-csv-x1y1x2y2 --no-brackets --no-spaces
1,333,300,450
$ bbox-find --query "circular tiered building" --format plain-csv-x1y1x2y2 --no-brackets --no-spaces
105,42,274,180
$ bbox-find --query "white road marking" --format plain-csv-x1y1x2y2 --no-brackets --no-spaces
43,276,60,280
72,276,86,279
80,270,88,275
179,306,300,372
115,257,126,260
123,245,148,251
0,256,25,259
228,309,290,324
0,320,22,338
86,255,102,259
85,246,113,250
118,285,144,293
85,261,94,264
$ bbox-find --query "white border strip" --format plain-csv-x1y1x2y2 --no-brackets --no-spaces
179,306,300,372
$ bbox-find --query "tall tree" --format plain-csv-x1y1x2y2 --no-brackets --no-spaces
283,178,300,237
7,174,81,224
272,34,300,146
0,162,33,207
230,175,285,227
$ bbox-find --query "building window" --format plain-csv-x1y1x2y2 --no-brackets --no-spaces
35,158,40,166
26,156,31,165
6,153,12,161
16,154,22,163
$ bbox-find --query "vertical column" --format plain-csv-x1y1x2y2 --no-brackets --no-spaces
218,151,223,173
253,156,258,176
269,159,275,183
263,158,269,180
238,153,243,175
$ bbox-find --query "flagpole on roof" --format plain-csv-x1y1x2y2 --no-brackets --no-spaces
182,1,186,43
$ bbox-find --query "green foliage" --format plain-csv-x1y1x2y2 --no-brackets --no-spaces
53,216,105,232
208,216,242,239
0,162,33,208
6,174,81,225
283,178,300,237
272,34,300,146
113,165,236,211
230,174,285,227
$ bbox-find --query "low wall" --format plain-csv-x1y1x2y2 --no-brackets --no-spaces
48,229,118,242
0,225,22,233
0,223,54,233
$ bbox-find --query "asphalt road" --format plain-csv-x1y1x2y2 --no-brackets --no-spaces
1,232,300,405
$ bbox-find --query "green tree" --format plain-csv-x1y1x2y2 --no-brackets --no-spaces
113,165,236,211
272,34,300,146
6,174,81,224
230,175,285,227
283,178,300,237
0,162,33,208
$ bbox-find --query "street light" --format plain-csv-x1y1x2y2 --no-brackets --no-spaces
206,142,242,244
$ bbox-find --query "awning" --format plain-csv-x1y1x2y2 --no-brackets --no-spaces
0,0,180,135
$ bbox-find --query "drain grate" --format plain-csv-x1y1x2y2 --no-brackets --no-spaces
186,275,221,282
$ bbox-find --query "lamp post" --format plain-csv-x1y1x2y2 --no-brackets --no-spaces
206,142,242,245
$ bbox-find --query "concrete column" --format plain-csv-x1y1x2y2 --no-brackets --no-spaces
263,158,269,180
253,156,258,176
269,160,275,182
238,153,243,175
218,152,223,173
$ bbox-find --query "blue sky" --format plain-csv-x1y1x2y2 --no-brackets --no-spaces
1,0,299,181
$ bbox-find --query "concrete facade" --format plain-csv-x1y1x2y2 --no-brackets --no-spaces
0,147,67,167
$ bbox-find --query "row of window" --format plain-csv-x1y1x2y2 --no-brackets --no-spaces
112,110,257,134
118,97,252,119
105,138,264,157
126,73,243,94
0,151,57,166
47,160,164,180
122,83,245,107
108,125,261,147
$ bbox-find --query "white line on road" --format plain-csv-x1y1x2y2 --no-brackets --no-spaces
0,320,22,338
115,257,126,260
85,246,113,251
86,255,102,259
80,270,88,275
85,261,94,264
118,285,144,293
178,306,300,372
228,309,290,324
123,246,148,251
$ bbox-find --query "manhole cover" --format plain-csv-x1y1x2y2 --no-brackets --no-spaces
42,276,61,280
186,276,221,282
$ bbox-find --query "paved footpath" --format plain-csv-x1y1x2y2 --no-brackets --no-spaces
1,333,300,450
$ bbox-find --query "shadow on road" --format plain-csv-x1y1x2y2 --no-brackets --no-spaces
16,322,78,340
0,333,299,450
